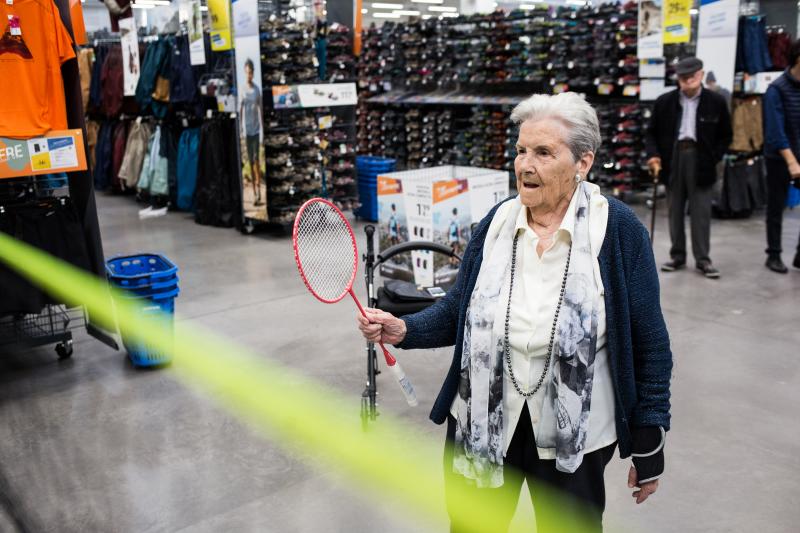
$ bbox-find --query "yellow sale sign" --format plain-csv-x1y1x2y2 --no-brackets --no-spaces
208,0,232,51
663,0,692,44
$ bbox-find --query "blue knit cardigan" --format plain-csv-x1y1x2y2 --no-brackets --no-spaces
397,195,673,458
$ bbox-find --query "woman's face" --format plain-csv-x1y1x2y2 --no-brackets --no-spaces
514,118,593,211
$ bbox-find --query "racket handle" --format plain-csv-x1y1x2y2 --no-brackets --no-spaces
388,360,418,407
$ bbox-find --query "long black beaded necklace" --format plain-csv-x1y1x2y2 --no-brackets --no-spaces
504,231,572,398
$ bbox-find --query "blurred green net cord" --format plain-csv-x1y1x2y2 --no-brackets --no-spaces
0,232,598,533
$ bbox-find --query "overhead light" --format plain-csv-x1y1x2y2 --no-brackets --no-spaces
394,9,420,15
412,0,443,3
371,2,403,8
690,8,698,15
520,3,536,9
362,8,368,14
200,5,208,10
132,3,155,8
422,14,433,19
374,12,401,18
428,5,457,11
439,12,458,17
566,0,586,5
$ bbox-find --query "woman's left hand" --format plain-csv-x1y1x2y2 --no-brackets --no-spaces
628,466,659,504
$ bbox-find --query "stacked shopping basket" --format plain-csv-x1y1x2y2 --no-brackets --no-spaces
355,156,396,222
105,254,179,367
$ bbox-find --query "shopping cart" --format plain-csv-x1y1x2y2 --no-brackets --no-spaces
360,225,462,427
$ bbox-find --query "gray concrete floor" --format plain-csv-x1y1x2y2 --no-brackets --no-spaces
1,193,799,533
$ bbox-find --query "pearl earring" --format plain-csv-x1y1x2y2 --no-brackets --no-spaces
575,173,582,183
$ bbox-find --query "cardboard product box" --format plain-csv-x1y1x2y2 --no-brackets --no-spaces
743,71,784,94
377,166,509,289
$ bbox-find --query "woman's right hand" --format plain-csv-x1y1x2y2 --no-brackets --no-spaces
357,308,407,346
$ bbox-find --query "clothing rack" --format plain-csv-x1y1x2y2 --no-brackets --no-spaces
0,0,119,357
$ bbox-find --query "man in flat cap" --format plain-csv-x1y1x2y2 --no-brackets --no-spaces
645,56,733,278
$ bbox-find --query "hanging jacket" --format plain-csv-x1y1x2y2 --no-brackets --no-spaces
118,120,153,188
176,127,200,211
101,45,124,118
169,36,197,105
194,117,242,228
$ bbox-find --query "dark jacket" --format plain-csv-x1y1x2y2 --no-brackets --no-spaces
397,196,673,459
644,87,733,188
763,69,800,161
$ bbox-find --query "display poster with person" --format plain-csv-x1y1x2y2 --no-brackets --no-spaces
119,17,140,96
637,0,663,58
233,0,267,221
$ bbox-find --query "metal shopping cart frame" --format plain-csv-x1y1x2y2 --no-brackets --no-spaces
360,225,462,427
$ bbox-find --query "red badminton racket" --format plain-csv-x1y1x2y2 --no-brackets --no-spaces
292,198,418,407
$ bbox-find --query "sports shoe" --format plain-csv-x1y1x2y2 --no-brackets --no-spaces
696,262,720,279
661,259,685,272
766,256,788,274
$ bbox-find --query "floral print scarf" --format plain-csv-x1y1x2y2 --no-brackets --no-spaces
451,182,600,487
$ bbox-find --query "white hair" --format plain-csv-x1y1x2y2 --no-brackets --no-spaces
509,92,602,162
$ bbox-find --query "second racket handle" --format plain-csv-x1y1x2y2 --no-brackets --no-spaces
388,360,418,407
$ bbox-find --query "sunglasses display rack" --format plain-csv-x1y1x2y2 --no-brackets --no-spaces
356,2,653,195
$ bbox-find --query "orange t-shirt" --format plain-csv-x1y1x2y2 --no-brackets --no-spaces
0,0,76,138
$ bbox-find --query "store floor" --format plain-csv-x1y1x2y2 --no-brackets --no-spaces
2,194,799,533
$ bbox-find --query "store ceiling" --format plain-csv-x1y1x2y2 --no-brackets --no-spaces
359,0,465,27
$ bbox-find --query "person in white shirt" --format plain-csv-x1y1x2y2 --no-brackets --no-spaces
357,93,672,533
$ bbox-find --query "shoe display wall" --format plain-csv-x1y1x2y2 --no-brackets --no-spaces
591,102,653,196
255,13,362,223
260,18,323,224
263,110,324,223
357,2,648,190
322,110,358,211
326,23,356,83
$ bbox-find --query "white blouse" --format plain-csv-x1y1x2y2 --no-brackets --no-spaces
452,184,617,458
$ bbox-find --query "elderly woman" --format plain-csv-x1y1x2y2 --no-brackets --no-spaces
357,92,672,532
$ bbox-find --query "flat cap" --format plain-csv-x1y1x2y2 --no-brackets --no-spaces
676,57,703,76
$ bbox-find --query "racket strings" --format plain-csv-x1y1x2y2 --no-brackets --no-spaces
294,201,357,302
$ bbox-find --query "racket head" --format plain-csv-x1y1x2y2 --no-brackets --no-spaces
292,198,358,304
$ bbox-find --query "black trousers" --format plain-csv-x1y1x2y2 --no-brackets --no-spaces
444,404,616,533
0,199,91,314
668,143,713,266
765,157,800,258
